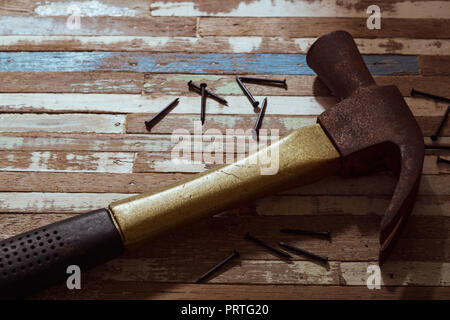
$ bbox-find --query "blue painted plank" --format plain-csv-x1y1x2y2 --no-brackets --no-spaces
0,52,418,75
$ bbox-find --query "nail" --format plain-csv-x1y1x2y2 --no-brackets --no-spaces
411,89,450,104
196,250,240,283
430,106,450,141
278,242,328,264
236,77,259,108
245,232,292,259
437,156,450,164
280,228,331,239
144,98,179,132
252,98,267,141
200,83,207,125
240,76,287,88
188,80,228,105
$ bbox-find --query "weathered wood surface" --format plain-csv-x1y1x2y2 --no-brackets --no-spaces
0,52,418,74
0,37,449,55
0,0,448,300
1,74,449,98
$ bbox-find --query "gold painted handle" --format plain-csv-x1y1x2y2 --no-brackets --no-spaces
109,124,341,247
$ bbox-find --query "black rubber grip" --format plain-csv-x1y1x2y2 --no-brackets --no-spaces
0,208,124,299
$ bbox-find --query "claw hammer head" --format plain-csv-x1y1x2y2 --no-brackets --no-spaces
306,31,424,264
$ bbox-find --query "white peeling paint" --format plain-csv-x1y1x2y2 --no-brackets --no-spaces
150,0,450,19
0,113,124,133
0,151,135,173
150,159,207,173
0,192,133,213
35,0,138,17
228,37,262,53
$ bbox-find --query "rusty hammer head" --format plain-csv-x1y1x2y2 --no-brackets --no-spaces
306,31,424,264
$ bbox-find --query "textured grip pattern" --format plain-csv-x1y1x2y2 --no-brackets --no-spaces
0,208,124,299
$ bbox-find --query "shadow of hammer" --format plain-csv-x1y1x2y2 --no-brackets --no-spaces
0,31,424,298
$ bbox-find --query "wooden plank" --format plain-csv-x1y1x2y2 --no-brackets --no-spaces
0,16,196,36
0,52,418,74
341,262,450,286
419,56,450,76
1,215,449,262
0,172,193,193
32,282,450,300
1,36,449,55
0,72,144,93
126,114,449,137
1,95,444,116
0,114,124,133
0,151,135,173
0,0,150,17
255,195,450,217
198,17,450,39
0,169,447,194
0,132,448,153
143,74,450,97
0,193,448,216
150,0,450,19
133,149,450,177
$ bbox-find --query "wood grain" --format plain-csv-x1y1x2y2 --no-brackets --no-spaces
0,192,448,216
198,17,450,39
0,72,144,93
419,56,450,76
0,52,418,74
32,283,450,300
0,114,124,133
0,16,196,36
0,36,448,55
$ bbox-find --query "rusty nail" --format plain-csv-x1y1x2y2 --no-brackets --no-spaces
240,76,287,88
437,156,450,164
145,98,179,132
196,250,240,283
280,228,331,239
236,77,259,108
252,97,267,141
278,242,328,264
245,232,292,259
200,83,207,125
411,89,450,104
430,106,450,141
188,80,228,105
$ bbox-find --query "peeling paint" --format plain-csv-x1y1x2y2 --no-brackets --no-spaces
35,0,138,17
150,0,450,19
228,37,262,53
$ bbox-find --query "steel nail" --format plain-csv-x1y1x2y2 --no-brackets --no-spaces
236,77,259,108
200,83,207,125
240,76,287,88
411,89,450,104
280,228,331,239
252,97,267,141
196,250,240,283
188,80,228,105
144,98,180,132
430,105,450,141
437,156,450,164
245,232,292,259
278,242,328,264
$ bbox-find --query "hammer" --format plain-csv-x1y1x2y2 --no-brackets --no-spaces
0,31,424,298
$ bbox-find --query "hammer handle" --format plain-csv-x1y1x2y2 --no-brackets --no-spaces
0,209,124,299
